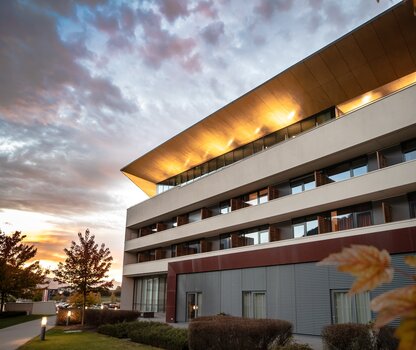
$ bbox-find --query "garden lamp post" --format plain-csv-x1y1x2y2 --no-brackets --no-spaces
40,317,47,341
66,310,71,326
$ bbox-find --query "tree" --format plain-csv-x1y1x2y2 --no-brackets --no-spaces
0,230,47,312
53,229,113,325
319,245,416,350
68,291,101,308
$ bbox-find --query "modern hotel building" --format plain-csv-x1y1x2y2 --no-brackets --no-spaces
121,1,416,335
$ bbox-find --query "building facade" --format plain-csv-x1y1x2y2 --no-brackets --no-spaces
121,1,416,335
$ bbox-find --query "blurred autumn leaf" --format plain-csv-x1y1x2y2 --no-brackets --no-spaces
395,317,416,350
317,245,393,293
404,255,416,268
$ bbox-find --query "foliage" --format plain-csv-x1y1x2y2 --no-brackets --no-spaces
53,229,113,325
0,230,47,312
188,315,292,350
18,327,158,350
376,326,399,350
97,322,134,338
321,324,375,350
56,308,139,326
84,309,139,326
0,311,27,318
68,291,101,307
128,322,188,350
319,245,415,350
269,342,313,350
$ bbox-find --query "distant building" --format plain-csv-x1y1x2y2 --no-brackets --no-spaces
121,1,416,334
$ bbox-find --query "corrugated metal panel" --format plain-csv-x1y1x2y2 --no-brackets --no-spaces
241,267,266,291
220,269,242,316
176,274,187,322
295,263,331,334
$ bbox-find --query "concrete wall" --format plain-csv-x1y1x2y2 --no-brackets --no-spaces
175,253,412,334
126,84,416,228
5,301,56,315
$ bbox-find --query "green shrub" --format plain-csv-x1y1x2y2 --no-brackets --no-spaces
376,326,398,350
270,342,313,350
0,311,27,318
128,322,188,350
97,322,136,338
322,323,375,350
84,309,139,326
56,309,139,326
188,315,292,350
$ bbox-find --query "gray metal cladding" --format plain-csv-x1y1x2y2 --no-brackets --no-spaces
175,253,412,334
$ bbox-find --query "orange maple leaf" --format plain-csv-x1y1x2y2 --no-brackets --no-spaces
395,317,416,350
371,285,416,328
318,245,393,294
405,256,416,268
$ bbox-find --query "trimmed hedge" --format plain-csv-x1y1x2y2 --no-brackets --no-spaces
322,324,375,350
270,343,313,350
98,321,188,350
376,326,399,350
84,309,139,326
188,315,292,350
0,311,27,318
56,309,139,326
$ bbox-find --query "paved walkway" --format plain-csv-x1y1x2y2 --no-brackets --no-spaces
0,315,56,350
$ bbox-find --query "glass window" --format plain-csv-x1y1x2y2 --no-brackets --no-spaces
301,118,315,132
217,155,225,168
292,216,318,238
134,275,167,312
290,174,316,194
201,162,209,176
326,157,368,183
233,148,243,162
316,110,333,125
240,226,269,245
188,210,201,223
170,245,177,258
208,159,217,173
220,201,230,214
243,143,254,158
275,129,287,143
243,291,266,319
258,189,268,204
220,234,231,250
194,166,201,180
180,172,187,184
253,138,264,153
187,169,194,183
403,139,416,162
186,241,200,254
264,133,276,148
288,122,301,138
224,151,233,165
409,192,416,218
332,290,371,324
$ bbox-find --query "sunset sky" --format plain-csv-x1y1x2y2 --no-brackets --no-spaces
0,0,398,282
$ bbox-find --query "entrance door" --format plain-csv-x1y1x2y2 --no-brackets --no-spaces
186,292,202,321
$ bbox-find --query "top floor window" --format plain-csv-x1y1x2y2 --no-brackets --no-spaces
292,216,318,238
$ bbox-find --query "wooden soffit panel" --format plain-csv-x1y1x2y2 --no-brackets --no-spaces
122,0,416,196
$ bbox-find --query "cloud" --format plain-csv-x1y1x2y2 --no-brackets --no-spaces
157,0,189,23
0,1,137,126
193,0,218,19
254,0,294,20
201,21,224,45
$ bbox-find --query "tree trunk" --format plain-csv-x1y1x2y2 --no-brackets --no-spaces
0,292,5,313
81,290,86,326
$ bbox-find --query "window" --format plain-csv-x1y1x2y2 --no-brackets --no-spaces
292,216,318,238
290,174,316,194
331,203,372,232
331,290,371,324
403,139,416,162
220,234,231,250
186,292,202,321
133,275,166,312
326,157,368,183
220,201,231,214
409,192,416,218
188,210,201,223
243,188,268,206
240,226,269,245
170,245,177,258
243,291,266,319
186,241,200,255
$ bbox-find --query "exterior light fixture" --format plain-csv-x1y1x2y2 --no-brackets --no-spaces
362,94,371,104
287,111,295,120
66,310,72,326
40,317,47,341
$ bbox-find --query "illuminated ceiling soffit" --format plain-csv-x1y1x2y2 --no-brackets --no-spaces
122,0,416,193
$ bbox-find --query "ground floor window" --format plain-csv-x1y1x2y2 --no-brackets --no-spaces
186,292,202,321
242,291,266,319
331,290,371,324
133,275,166,312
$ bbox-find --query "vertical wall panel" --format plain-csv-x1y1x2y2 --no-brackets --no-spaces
295,264,331,334
176,274,187,322
242,267,266,291
220,270,242,315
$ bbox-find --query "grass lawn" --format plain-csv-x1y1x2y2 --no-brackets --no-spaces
18,328,162,350
0,315,44,329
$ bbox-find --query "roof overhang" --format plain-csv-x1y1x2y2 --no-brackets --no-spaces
122,0,416,197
